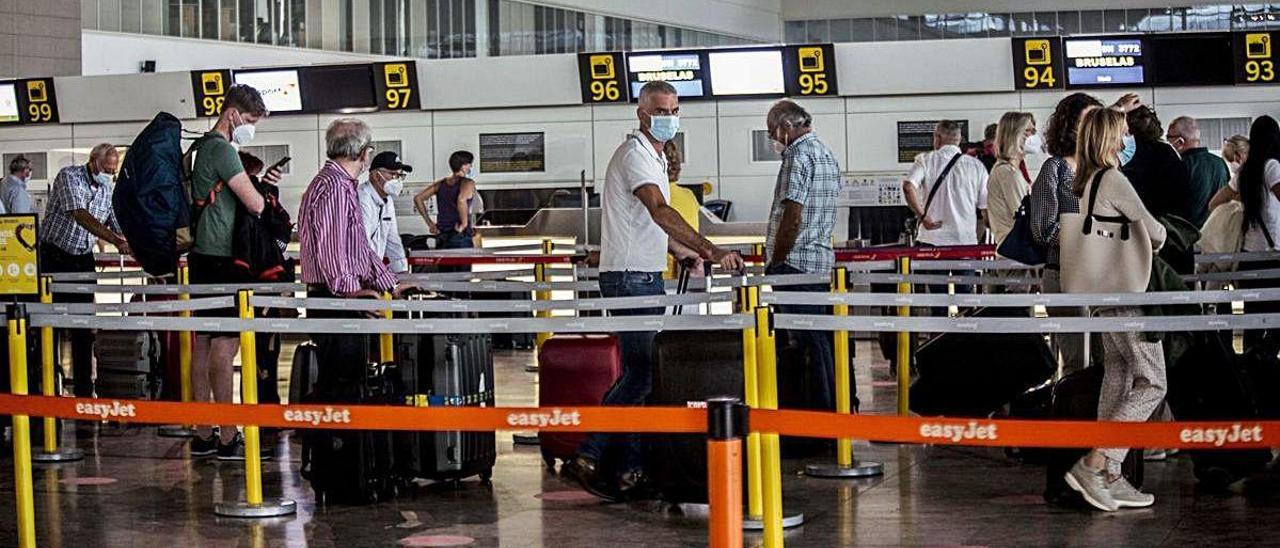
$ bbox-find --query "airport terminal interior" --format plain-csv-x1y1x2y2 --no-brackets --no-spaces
8,1,1280,546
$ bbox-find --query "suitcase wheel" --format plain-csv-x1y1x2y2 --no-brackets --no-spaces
540,449,557,472
480,468,493,485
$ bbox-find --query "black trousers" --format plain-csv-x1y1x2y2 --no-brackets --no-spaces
306,286,370,401
40,244,96,397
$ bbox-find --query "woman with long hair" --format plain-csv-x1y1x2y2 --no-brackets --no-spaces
987,111,1037,246
1030,92,1138,373
1233,116,1280,350
1060,108,1167,512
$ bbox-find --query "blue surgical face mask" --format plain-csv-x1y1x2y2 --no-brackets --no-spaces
1119,134,1137,166
93,172,112,186
648,115,680,143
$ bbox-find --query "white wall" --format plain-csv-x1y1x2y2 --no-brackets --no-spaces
81,30,401,76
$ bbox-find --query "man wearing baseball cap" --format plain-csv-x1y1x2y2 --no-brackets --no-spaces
358,150,412,273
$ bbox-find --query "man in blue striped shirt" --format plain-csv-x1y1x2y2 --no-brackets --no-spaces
764,100,844,411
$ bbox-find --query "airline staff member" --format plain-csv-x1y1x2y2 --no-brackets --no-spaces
562,80,743,502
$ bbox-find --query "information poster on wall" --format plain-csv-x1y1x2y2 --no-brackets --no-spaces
0,215,39,295
897,120,968,163
479,133,546,173
839,175,907,207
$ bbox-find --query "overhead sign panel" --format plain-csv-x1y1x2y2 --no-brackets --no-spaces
1236,31,1279,84
374,61,421,111
191,63,422,116
233,69,303,113
191,69,232,117
1012,37,1063,90
0,78,59,125
708,49,785,96
784,44,838,96
627,50,708,100
1063,36,1147,88
578,52,628,103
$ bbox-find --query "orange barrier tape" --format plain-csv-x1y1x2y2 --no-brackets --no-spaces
3,394,1275,450
754,409,1280,450
0,395,704,434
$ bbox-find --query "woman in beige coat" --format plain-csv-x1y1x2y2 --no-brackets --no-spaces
987,111,1037,246
1060,107,1167,513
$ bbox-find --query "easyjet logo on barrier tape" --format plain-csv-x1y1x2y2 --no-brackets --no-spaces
918,421,998,442
506,408,581,427
1180,424,1263,447
283,407,352,426
75,401,137,419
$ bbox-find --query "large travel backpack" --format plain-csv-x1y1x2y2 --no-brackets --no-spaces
112,112,190,278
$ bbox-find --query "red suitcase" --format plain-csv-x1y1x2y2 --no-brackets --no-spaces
537,334,622,469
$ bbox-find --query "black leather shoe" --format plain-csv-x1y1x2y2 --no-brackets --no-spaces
562,456,623,503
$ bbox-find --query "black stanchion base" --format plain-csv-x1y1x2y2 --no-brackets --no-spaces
512,432,540,445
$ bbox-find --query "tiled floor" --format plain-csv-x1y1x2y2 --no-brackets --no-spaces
2,339,1280,547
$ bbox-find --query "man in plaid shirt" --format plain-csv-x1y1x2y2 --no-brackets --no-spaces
764,100,844,411
40,143,131,397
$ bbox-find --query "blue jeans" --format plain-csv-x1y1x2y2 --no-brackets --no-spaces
578,271,665,474
767,263,840,410
439,229,474,249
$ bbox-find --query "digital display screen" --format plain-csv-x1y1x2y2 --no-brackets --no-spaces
1150,33,1234,86
1064,37,1146,87
709,50,784,96
0,84,18,123
304,64,378,113
479,133,545,173
233,69,303,113
627,52,707,99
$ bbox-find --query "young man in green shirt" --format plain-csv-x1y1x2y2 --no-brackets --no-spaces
188,84,278,460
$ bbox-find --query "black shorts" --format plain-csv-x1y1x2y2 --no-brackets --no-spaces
187,253,241,333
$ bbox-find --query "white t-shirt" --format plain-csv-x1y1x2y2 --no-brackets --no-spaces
1230,158,1280,252
600,133,671,272
907,145,989,246
358,181,408,273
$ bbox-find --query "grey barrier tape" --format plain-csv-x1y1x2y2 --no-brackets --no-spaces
761,287,1280,308
49,282,306,295
48,270,150,282
1194,251,1280,264
1183,268,1280,283
250,291,734,313
25,297,236,315
413,279,602,292
834,260,897,272
774,312,1280,334
398,269,538,282
911,259,1033,271
28,312,756,335
710,273,834,288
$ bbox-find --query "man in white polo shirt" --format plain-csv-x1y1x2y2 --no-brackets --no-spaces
901,119,989,306
564,80,743,502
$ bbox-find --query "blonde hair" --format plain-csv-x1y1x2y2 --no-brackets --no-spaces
995,111,1035,163
1072,108,1127,197
1223,134,1250,163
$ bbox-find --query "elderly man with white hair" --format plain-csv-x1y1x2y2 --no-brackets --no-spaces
40,142,130,398
1167,116,1231,226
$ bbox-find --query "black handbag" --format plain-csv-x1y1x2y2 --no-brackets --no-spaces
997,193,1047,266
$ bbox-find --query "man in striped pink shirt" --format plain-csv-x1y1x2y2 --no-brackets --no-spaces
298,118,411,394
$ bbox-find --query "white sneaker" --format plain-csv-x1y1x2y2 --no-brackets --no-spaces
1108,475,1155,508
1064,459,1118,512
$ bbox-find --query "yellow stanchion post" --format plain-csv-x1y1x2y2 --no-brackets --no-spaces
380,292,394,363
213,290,295,518
754,305,804,545
805,267,882,478
32,276,84,461
8,305,37,548
534,238,554,354
896,257,912,417
739,286,764,527
158,266,196,438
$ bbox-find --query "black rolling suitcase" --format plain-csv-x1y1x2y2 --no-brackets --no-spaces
394,299,497,484
1166,332,1273,489
300,358,402,505
1043,365,1144,507
648,260,745,503
909,307,1054,417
